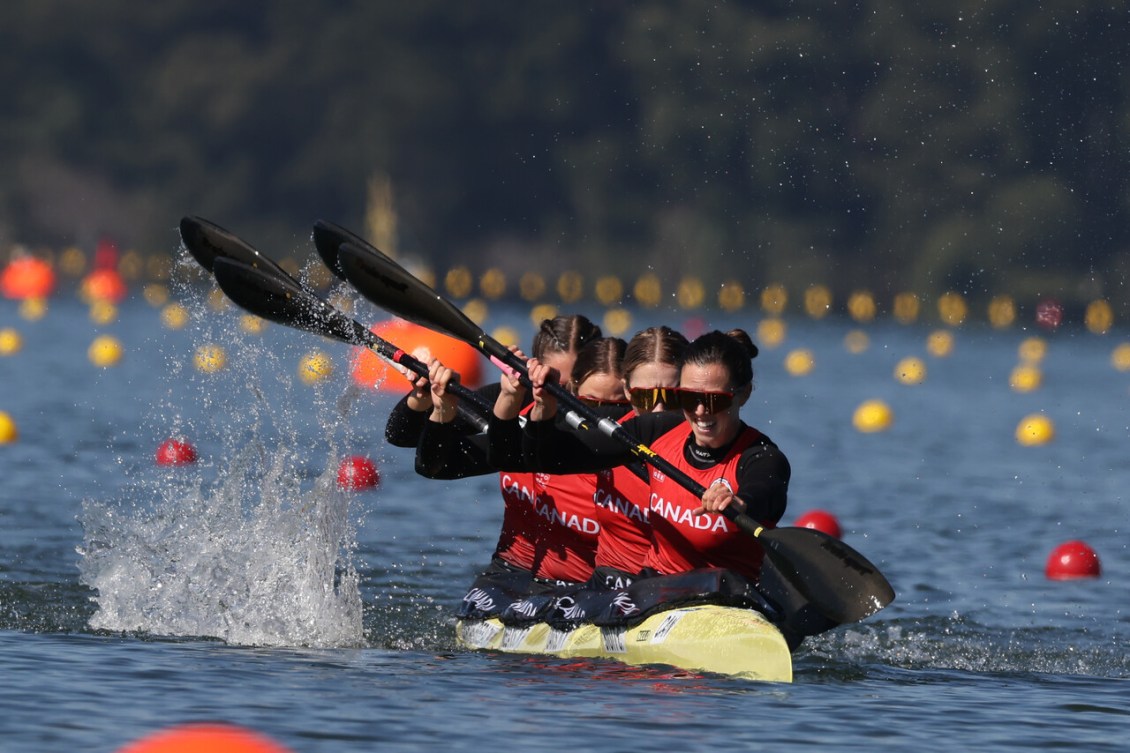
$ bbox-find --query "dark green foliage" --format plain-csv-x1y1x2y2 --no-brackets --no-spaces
2,2,1127,307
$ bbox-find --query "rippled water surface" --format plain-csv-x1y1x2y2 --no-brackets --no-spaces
2,283,1129,752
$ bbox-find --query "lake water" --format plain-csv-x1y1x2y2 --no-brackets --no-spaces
2,277,1129,752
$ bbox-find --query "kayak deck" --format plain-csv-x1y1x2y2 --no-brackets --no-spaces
456,603,793,682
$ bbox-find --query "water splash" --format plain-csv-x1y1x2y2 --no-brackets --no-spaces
77,262,369,648
78,438,363,648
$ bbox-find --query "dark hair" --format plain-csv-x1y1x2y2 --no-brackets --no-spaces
680,329,759,388
570,337,626,390
622,326,689,382
531,314,602,359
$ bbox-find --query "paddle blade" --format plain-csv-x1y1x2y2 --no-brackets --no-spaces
211,257,366,346
312,220,370,281
336,242,485,345
180,216,285,277
758,526,895,624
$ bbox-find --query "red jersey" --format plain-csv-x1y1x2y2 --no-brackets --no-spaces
643,424,767,582
493,406,601,583
591,415,653,572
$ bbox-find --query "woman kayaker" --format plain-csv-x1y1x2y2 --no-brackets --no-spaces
485,336,631,584
383,315,603,588
521,329,790,586
585,325,689,588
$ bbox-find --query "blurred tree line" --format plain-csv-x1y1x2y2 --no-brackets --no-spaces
2,1,1128,308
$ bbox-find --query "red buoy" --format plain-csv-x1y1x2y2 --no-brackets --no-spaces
1,255,55,299
1045,540,1101,580
337,455,380,490
1035,298,1064,331
794,509,843,539
155,438,198,466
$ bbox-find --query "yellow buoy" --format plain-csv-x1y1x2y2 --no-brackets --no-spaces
161,303,190,330
843,329,869,354
602,308,633,337
784,348,815,377
894,356,927,385
1018,336,1046,364
142,283,169,307
1009,363,1042,393
1110,343,1130,372
194,344,227,373
529,303,558,327
676,276,705,309
1085,299,1113,334
718,281,744,312
18,297,47,321
480,268,507,300
463,298,488,326
847,291,877,323
1016,413,1054,446
760,284,788,315
595,275,624,307
757,318,786,349
892,292,919,325
88,335,124,367
937,291,968,326
89,300,118,325
519,271,547,302
207,288,229,312
240,314,266,334
444,266,473,299
804,285,832,319
491,325,522,349
633,272,662,308
988,295,1016,329
853,399,893,433
0,410,17,444
926,329,954,358
298,350,333,385
0,328,22,356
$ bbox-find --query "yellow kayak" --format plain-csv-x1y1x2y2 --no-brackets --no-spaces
456,603,793,682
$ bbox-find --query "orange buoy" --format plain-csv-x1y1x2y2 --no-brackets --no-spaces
1,256,56,299
794,509,843,539
117,722,292,753
80,267,128,303
1045,540,1101,580
351,319,481,391
336,455,380,490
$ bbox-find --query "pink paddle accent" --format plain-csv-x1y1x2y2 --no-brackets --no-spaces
490,355,518,378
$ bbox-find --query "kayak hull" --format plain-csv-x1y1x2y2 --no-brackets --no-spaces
456,603,793,682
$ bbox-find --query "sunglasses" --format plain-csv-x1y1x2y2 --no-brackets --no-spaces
577,395,632,408
672,388,735,414
628,387,679,413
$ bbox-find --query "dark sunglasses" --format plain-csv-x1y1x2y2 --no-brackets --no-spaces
673,388,735,414
628,387,679,413
577,395,632,408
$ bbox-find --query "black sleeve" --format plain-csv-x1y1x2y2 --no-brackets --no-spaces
522,411,683,473
413,421,494,479
385,393,429,447
733,439,791,525
486,415,528,471
385,382,502,447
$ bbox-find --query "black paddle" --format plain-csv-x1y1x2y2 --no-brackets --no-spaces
178,216,493,431
313,219,591,431
320,227,895,624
